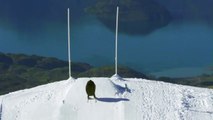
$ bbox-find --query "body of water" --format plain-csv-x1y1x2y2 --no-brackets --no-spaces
0,16,213,78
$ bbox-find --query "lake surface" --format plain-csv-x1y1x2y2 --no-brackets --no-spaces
0,16,213,78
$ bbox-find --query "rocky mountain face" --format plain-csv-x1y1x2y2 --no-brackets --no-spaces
86,0,172,35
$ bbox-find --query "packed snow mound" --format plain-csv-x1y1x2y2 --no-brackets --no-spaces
1,78,213,120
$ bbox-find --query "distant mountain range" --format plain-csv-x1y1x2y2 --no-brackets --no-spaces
0,52,213,95
0,52,147,95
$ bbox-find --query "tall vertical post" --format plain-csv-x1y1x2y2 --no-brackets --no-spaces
115,6,119,75
67,8,71,78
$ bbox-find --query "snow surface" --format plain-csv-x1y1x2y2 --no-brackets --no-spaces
0,96,2,120
1,77,213,120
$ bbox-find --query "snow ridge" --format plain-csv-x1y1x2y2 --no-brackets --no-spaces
1,78,213,120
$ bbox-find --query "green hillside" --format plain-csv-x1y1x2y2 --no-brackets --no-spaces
0,52,147,95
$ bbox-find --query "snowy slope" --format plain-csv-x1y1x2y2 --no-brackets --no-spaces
0,96,2,120
1,77,213,120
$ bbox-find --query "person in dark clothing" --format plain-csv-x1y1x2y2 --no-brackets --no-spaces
86,80,97,100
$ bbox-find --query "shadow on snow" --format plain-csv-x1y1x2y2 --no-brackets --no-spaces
96,97,129,102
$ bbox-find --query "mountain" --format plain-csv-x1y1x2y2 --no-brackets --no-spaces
78,66,147,78
86,0,172,35
158,74,213,89
1,52,213,96
1,77,213,120
0,52,147,95
0,52,92,95
1,0,212,36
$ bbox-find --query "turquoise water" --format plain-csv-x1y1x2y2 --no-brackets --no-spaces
0,16,213,77
152,67,213,78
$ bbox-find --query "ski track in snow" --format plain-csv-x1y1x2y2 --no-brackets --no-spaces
179,88,213,120
57,78,127,120
60,79,75,105
1,78,213,120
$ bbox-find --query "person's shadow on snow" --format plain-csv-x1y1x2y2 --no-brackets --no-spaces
96,97,129,102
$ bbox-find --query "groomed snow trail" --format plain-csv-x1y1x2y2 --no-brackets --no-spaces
58,78,127,120
1,78,213,120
